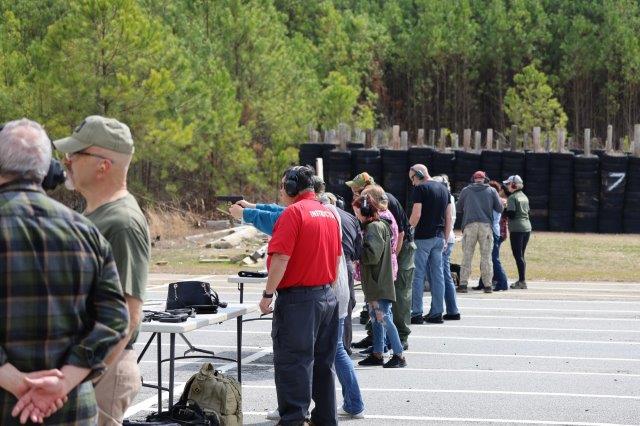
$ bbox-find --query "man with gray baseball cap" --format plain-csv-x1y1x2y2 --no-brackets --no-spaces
54,115,149,425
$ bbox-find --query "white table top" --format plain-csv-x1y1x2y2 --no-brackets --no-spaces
227,275,268,284
140,303,259,333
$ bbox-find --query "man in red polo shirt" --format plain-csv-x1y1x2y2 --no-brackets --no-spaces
260,165,341,426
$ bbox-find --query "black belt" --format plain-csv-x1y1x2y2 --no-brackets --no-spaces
277,284,331,294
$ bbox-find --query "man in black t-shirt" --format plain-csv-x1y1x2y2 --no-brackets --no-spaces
408,164,452,324
346,172,415,350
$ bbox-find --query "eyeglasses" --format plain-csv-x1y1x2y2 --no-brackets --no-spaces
65,150,114,164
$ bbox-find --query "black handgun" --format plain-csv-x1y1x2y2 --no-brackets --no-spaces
216,195,244,204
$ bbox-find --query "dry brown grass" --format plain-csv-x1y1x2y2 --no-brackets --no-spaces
146,207,200,241
451,231,640,282
145,208,640,281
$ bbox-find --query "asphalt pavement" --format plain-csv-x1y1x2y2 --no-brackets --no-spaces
126,274,640,425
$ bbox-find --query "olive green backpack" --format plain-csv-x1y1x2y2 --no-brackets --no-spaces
179,363,242,426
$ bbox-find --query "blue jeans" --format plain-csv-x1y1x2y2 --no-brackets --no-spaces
411,237,445,318
335,318,364,414
439,241,460,315
479,234,509,290
369,299,403,355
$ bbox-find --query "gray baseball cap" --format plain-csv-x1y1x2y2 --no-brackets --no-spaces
53,115,134,155
502,175,523,185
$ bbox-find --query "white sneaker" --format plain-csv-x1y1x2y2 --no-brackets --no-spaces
338,406,365,419
266,409,280,420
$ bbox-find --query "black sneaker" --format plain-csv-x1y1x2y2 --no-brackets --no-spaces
424,314,443,324
472,284,484,290
402,341,409,350
358,354,384,366
351,335,373,349
410,315,424,325
383,354,407,368
358,346,389,357
443,313,461,320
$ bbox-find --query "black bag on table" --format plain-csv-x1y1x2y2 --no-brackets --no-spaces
166,281,226,314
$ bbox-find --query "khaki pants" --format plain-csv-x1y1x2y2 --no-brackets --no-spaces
94,349,141,426
460,222,494,287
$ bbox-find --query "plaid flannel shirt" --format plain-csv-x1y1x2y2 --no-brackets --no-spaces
0,180,129,425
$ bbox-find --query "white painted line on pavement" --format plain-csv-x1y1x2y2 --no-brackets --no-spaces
243,411,635,425
459,306,640,314
460,314,640,322
243,384,640,400
460,297,640,304
125,348,272,418
133,342,639,362
400,351,640,362
232,363,640,378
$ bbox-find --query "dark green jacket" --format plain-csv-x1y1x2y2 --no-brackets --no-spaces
360,220,396,302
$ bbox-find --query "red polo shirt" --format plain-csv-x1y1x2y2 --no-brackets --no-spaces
267,192,341,289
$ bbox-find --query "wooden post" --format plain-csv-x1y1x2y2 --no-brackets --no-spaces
532,127,541,153
364,130,373,149
358,130,366,145
486,129,493,150
523,133,529,151
429,129,436,147
315,158,324,180
310,130,319,143
474,130,482,152
417,129,425,147
606,125,613,153
438,128,446,150
583,128,591,156
451,133,459,150
392,125,400,149
634,124,640,156
557,128,565,152
510,125,518,151
400,131,408,149
463,128,471,151
545,132,551,152
338,124,348,151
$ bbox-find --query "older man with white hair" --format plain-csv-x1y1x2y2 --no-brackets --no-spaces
0,119,129,425
55,115,150,425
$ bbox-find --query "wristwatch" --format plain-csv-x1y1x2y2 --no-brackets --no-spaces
262,290,274,299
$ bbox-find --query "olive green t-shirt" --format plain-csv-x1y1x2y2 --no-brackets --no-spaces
506,190,532,233
86,193,150,344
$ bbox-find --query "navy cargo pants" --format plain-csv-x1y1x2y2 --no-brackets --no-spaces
272,285,339,426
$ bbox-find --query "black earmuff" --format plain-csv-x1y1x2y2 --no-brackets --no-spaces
411,167,425,180
283,166,314,197
284,168,301,197
360,196,374,217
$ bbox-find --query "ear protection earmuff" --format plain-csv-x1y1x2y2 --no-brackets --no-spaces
411,167,425,180
284,167,302,197
283,166,314,197
360,196,374,217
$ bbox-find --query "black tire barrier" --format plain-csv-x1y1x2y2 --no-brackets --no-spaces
431,151,455,185
548,152,575,231
381,148,409,208
405,147,436,210
623,156,640,233
525,152,550,231
299,143,335,169
325,150,352,190
598,154,628,233
573,156,600,232
480,150,502,183
501,151,525,181
351,148,382,184
453,151,481,194
347,142,365,150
